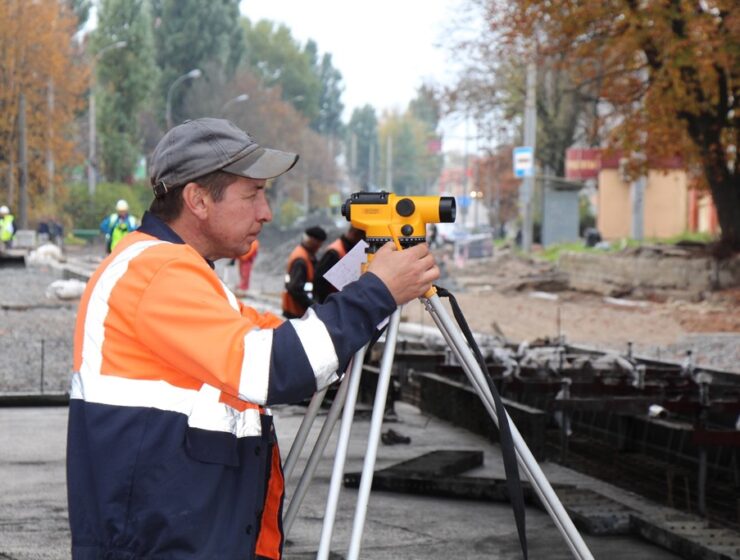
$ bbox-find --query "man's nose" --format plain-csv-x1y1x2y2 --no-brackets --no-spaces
257,194,273,223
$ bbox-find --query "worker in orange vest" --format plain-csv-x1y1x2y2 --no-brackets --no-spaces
314,226,365,303
281,226,326,318
236,238,259,294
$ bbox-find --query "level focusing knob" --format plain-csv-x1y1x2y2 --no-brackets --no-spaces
396,198,415,217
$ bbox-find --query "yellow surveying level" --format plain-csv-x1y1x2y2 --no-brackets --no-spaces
341,191,456,250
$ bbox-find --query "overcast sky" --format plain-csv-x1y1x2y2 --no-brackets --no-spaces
240,0,475,153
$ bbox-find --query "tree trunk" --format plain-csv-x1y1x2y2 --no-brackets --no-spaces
707,172,740,253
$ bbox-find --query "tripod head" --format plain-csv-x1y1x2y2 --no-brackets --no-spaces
341,191,456,253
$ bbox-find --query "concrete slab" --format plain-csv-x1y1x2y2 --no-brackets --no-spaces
0,403,690,559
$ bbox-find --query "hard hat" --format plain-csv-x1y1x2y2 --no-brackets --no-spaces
0,205,8,215
115,199,129,212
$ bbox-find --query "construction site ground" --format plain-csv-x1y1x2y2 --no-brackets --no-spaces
1,233,739,559
242,236,740,374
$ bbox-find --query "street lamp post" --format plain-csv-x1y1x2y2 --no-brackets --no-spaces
166,69,202,130
88,40,127,197
220,93,249,115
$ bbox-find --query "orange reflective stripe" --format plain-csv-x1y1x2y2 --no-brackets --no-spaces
255,443,285,559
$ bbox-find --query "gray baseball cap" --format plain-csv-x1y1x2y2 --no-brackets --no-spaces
149,117,299,197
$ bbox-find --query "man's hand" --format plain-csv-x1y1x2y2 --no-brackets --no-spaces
366,242,439,305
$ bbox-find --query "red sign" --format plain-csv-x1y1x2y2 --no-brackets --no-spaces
565,148,601,180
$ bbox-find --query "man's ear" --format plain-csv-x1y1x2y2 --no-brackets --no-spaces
182,182,209,219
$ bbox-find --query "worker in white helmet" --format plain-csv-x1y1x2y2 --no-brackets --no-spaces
0,205,15,249
99,199,138,253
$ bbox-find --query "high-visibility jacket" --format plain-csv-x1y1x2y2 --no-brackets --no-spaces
281,245,314,317
0,214,14,242
100,212,138,252
67,211,396,559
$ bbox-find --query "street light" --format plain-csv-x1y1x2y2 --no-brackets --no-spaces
166,68,202,129
220,93,249,115
88,40,127,197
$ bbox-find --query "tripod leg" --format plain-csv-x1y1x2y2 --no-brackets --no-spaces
283,386,329,483
283,351,359,536
347,307,403,560
425,295,594,560
317,344,369,560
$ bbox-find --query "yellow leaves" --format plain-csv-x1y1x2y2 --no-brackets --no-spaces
0,0,86,214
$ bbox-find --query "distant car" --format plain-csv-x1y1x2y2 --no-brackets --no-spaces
437,223,468,244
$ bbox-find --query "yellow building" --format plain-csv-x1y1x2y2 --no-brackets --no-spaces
596,156,718,240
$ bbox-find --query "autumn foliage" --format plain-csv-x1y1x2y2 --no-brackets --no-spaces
0,0,87,220
483,0,739,249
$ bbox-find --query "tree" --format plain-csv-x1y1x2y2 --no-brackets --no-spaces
379,106,443,196
346,105,379,189
241,18,321,122
409,84,441,131
0,0,86,220
94,0,157,182
152,0,244,128
487,0,740,250
446,3,601,177
66,0,91,30
311,50,344,140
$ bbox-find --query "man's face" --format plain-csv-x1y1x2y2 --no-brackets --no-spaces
203,176,272,260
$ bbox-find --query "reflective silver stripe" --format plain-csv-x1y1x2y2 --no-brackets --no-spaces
238,328,273,405
74,239,262,437
221,279,240,311
289,308,339,390
71,372,262,436
80,240,165,384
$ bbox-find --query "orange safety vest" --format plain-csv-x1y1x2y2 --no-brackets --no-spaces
326,237,348,260
281,245,314,317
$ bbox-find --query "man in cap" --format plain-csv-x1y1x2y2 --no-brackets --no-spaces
281,225,327,318
99,198,138,253
66,118,439,560
0,205,15,248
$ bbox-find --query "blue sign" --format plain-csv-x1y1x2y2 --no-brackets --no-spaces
513,146,534,178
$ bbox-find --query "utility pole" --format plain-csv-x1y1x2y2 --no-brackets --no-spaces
47,80,55,205
368,141,375,189
521,61,537,253
385,135,393,190
631,176,645,241
18,93,29,229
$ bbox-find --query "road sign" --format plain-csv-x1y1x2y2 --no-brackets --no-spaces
513,146,534,178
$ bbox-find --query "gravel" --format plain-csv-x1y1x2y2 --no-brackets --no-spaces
0,264,78,394
2,242,736,398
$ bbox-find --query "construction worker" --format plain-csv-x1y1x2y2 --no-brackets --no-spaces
314,225,365,303
99,199,138,253
236,238,259,294
281,225,326,318
66,117,439,560
0,205,15,248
